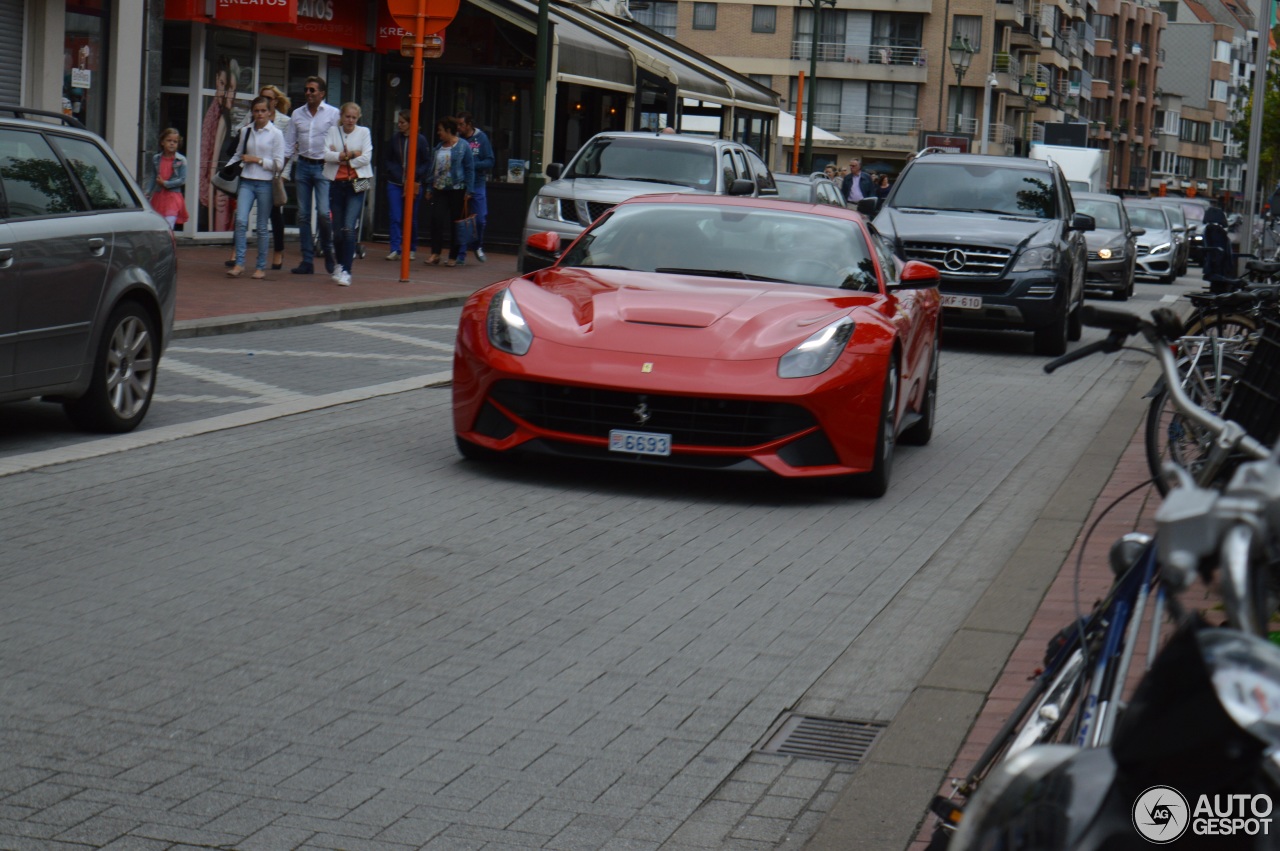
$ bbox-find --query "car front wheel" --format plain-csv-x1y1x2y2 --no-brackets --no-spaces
63,302,158,433
847,359,897,497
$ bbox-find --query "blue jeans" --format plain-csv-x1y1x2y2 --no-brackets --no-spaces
387,182,423,254
468,180,488,253
329,179,364,274
234,178,273,270
294,157,332,265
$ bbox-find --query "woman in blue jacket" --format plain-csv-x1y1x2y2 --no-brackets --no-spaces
424,116,474,267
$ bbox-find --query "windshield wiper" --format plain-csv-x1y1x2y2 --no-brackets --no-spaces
654,267,790,283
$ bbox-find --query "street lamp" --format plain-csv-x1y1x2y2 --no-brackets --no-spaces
948,35,975,135
1018,73,1036,156
800,0,836,173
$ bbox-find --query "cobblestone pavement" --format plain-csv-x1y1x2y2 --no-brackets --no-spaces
0,310,1152,849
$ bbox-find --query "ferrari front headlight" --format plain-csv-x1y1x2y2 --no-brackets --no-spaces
778,316,855,378
486,288,534,355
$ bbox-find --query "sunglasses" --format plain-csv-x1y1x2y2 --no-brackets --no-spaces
305,87,319,93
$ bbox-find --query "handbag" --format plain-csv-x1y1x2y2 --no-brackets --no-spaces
272,175,287,206
455,198,479,249
342,133,371,194
210,127,247,196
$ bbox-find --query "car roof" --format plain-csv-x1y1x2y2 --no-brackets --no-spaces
773,173,827,184
585,131,745,149
1073,192,1122,203
614,191,865,221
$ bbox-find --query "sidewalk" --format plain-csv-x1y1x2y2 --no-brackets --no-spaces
173,240,515,337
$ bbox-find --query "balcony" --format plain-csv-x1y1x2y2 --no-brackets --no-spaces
810,112,921,139
791,40,928,67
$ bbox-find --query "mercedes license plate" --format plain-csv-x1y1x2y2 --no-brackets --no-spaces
609,429,672,456
942,294,982,310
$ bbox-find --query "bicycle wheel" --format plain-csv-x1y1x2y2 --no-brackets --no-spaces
1144,354,1248,493
1182,311,1258,345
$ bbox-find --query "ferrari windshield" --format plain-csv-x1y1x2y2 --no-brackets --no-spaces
891,162,1059,219
559,203,882,291
564,137,716,189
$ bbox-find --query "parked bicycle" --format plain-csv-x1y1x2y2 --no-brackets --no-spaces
926,306,1278,847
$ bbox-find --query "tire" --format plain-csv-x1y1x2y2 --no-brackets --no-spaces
1144,355,1247,493
900,338,937,447
846,360,897,497
63,302,158,433
1033,307,1069,357
1067,297,1083,342
1182,312,1258,345
456,435,501,462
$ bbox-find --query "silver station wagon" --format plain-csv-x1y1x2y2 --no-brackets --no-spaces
0,105,176,432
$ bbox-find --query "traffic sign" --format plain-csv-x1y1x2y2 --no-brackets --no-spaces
386,0,459,36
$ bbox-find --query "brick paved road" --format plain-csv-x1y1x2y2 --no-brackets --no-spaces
0,296,1170,849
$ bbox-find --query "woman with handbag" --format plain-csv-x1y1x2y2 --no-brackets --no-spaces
323,102,373,287
424,116,474,267
226,96,285,280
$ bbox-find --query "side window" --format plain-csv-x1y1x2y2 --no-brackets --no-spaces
721,150,738,188
0,129,85,219
745,149,777,193
817,183,837,206
51,136,138,211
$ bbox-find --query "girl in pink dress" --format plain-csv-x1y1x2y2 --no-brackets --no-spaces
148,128,189,229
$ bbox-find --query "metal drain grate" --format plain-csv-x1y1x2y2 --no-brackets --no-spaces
756,713,886,763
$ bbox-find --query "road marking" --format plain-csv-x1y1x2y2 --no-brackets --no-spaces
153,393,263,404
346,321,458,331
161,358,307,404
167,345,449,363
0,372,452,478
1161,294,1181,303
329,321,457,352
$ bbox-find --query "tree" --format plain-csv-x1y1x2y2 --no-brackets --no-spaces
1232,47,1280,198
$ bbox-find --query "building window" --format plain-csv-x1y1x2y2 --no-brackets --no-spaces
748,73,773,89
867,82,918,135
631,1,677,37
693,3,717,30
752,6,776,33
952,15,981,52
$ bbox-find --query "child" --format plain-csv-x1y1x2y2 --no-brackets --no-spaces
149,128,189,229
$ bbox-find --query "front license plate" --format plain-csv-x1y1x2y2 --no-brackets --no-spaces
609,429,672,457
942,294,982,310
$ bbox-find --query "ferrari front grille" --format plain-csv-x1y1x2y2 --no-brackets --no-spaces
490,380,817,447
903,242,1011,276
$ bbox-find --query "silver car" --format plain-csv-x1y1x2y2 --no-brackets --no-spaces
1123,201,1179,284
0,105,176,432
519,132,778,272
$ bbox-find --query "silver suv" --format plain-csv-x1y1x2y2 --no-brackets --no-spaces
0,105,176,432
518,131,777,272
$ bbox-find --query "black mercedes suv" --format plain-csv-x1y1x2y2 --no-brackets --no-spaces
870,150,1094,356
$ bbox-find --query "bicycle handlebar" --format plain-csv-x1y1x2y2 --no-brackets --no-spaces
1043,334,1124,374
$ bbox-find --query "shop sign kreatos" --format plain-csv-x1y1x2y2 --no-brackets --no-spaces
214,0,296,24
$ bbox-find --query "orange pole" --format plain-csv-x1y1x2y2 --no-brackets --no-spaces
792,72,805,175
400,0,427,282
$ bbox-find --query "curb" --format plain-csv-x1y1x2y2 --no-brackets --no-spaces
172,292,474,339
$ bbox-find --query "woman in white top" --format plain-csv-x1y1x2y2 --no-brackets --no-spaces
226,96,286,279
323,102,374,286
260,84,292,269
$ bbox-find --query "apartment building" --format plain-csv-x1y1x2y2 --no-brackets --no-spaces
645,0,1179,184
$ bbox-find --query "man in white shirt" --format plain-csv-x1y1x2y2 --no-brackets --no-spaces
284,75,341,274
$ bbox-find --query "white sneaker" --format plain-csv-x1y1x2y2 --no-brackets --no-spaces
476,247,487,263
335,270,351,286
410,252,416,260
386,251,401,261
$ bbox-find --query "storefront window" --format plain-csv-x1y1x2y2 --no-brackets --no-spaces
64,1,111,135
197,29,256,232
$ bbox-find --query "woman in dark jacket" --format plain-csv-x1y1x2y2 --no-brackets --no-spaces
384,108,430,261
424,116,474,267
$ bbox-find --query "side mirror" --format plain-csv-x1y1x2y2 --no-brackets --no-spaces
856,197,879,216
1171,224,1186,234
1070,212,1096,232
1130,226,1146,237
545,163,563,181
728,177,756,196
890,260,941,290
523,232,563,273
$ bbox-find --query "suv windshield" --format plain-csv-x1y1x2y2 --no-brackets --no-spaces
891,161,1059,220
565,137,716,189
